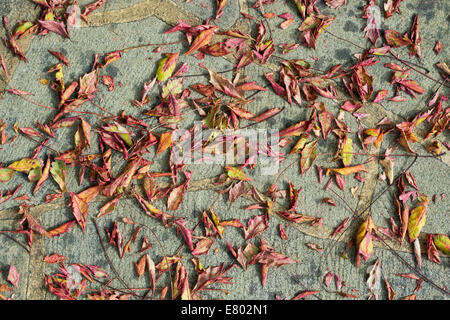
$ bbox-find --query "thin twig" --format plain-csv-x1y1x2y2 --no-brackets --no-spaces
0,231,30,253
92,218,139,297
373,229,450,297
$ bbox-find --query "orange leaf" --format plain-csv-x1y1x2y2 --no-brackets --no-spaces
185,26,219,56
326,164,367,176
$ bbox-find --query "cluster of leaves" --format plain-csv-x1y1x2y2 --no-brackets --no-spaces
0,0,448,300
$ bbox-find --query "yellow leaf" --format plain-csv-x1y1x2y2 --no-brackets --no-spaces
355,216,375,267
326,164,367,176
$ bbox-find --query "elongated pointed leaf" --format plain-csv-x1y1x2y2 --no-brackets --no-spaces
50,160,67,192
300,139,317,175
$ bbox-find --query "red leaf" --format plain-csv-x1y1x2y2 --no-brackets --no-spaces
49,50,69,66
69,192,88,232
7,265,19,288
174,219,194,251
292,290,320,300
244,215,268,240
102,75,115,92
43,253,68,264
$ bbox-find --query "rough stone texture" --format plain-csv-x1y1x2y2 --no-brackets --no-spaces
0,0,448,300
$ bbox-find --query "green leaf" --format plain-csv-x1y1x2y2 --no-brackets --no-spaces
156,53,179,82
434,234,450,255
355,216,375,267
50,160,67,192
341,137,353,166
300,139,317,175
8,158,41,173
226,166,252,181
408,203,428,241
0,168,15,182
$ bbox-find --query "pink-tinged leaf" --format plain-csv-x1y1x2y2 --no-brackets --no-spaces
263,12,276,18
172,261,192,300
318,111,334,139
185,26,219,56
81,0,106,19
341,100,362,112
226,181,246,205
279,121,310,137
146,255,156,296
172,62,190,78
264,72,286,97
426,234,440,264
384,0,403,19
174,219,194,251
396,273,421,281
384,276,396,300
39,20,70,38
316,165,323,184
209,69,245,100
306,243,323,252
278,12,293,20
192,237,215,256
97,196,120,218
69,192,88,232
45,192,63,203
43,253,68,264
156,53,179,82
244,215,268,240
413,238,422,269
368,46,391,56
7,265,19,288
279,224,288,240
373,89,389,103
167,174,190,211
389,95,407,102
254,239,295,286
384,30,411,47
200,42,231,57
434,234,450,256
408,15,421,59
332,218,350,238
215,0,228,19
102,75,115,92
324,272,333,287
48,50,69,66
241,12,256,19
7,37,28,62
280,19,294,29
12,21,36,39
300,139,317,175
50,160,66,192
292,290,320,300
322,197,337,206
355,216,375,267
